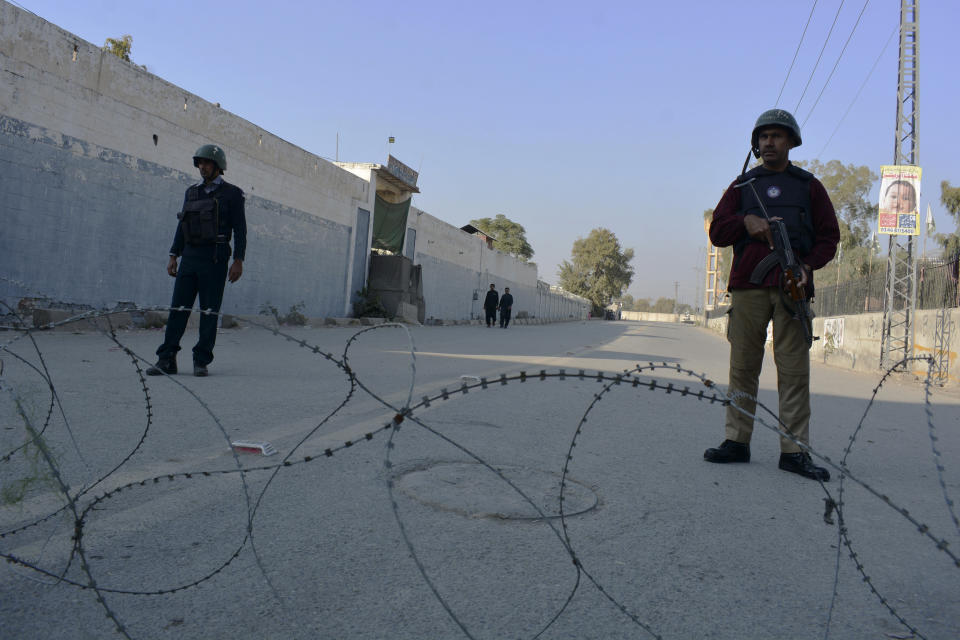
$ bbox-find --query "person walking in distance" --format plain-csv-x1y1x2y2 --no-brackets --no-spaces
483,283,499,328
704,109,839,481
498,287,514,329
147,144,246,377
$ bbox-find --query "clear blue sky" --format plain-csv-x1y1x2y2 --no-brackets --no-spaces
12,0,960,304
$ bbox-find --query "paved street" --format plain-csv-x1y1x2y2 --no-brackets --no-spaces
1,319,958,639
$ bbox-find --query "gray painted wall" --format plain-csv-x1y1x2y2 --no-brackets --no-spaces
416,252,496,322
416,252,586,323
0,114,352,317
0,1,369,318
0,2,588,323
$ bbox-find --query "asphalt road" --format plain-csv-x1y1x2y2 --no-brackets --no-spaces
1,319,958,639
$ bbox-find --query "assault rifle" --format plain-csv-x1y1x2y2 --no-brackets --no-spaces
734,178,818,349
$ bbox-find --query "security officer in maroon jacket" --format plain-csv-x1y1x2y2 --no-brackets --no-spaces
704,109,839,481
147,144,246,377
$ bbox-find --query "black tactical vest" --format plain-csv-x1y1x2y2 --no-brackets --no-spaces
735,164,815,257
178,185,223,245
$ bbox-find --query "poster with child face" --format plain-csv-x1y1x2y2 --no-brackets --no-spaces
878,165,921,235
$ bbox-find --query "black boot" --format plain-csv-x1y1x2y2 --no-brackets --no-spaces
193,363,208,377
146,358,177,376
704,439,750,463
779,452,830,481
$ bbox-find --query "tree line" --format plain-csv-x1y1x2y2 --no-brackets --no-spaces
617,295,692,315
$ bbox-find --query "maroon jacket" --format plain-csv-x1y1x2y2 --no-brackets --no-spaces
709,166,839,292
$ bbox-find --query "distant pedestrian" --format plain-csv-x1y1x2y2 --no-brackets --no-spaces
146,144,246,377
499,287,514,328
483,283,499,328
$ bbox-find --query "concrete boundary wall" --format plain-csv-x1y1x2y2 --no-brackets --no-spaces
620,311,680,323
405,207,588,322
704,307,959,386
0,2,586,324
0,2,372,319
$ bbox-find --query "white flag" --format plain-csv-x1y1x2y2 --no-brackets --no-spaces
926,204,936,234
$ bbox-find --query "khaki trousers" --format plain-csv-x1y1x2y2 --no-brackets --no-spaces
724,288,810,453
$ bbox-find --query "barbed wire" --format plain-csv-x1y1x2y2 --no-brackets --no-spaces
1,294,957,638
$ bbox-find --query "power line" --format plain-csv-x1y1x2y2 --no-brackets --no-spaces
794,0,847,113
801,0,873,128
815,24,898,159
776,0,820,107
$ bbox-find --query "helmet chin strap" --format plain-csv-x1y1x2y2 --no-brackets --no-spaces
741,147,755,177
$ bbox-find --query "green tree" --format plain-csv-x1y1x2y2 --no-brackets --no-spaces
651,297,675,313
937,180,960,256
558,228,634,313
797,160,879,282
469,214,534,262
632,297,651,312
618,293,635,309
103,35,133,62
802,160,877,247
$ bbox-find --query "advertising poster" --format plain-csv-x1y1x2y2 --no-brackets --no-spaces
878,165,922,235
823,317,844,351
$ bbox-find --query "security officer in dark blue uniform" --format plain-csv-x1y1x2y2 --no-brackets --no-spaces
147,144,246,377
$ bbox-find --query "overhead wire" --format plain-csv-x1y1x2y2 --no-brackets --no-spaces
775,0,820,107
815,24,898,159
794,0,847,113
801,0,873,128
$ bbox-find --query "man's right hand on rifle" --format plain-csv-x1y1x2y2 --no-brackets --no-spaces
743,213,776,249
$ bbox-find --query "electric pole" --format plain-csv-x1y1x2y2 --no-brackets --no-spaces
880,0,919,370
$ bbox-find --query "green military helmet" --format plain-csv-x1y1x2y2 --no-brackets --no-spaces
751,109,802,151
193,144,227,171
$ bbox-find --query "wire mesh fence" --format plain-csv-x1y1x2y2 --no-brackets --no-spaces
810,254,960,317
917,255,960,310
811,271,887,317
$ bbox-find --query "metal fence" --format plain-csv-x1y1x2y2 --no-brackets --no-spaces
811,254,959,317
917,256,960,310
811,271,887,317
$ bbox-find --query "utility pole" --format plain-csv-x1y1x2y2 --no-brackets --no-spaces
880,0,919,370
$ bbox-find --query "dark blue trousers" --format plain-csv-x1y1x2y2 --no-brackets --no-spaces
157,255,228,366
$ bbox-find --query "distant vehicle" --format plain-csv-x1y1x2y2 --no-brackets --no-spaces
604,309,615,320
682,312,694,324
